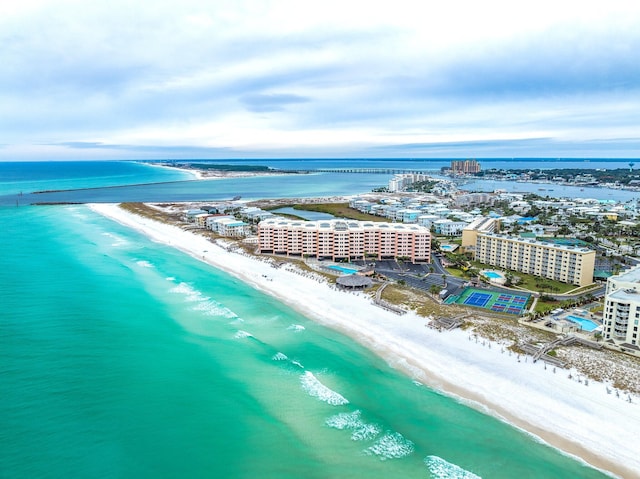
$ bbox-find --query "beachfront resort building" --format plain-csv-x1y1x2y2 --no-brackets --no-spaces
206,216,252,237
602,266,640,349
473,233,596,286
258,218,431,263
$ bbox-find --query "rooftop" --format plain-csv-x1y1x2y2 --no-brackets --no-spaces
479,233,594,253
608,288,640,303
610,265,640,284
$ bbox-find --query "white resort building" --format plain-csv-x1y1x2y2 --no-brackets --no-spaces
473,233,596,286
388,173,432,192
258,218,431,263
602,266,640,349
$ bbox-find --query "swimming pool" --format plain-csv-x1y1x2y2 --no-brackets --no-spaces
327,265,358,275
566,315,599,332
483,271,503,279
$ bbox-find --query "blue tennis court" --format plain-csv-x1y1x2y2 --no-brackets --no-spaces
454,288,531,315
463,292,492,307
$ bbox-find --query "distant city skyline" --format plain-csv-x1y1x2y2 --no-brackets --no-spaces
1,0,639,160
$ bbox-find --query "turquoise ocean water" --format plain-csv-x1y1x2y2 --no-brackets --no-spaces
0,161,622,478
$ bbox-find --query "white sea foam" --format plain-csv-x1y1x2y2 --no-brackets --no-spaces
165,276,175,281
192,300,238,318
424,455,482,479
272,352,288,361
326,410,362,430
169,282,238,318
135,260,154,268
365,432,414,460
325,410,381,441
102,231,127,247
351,423,382,441
234,330,253,339
169,282,208,302
287,324,306,332
300,371,348,406
291,360,304,369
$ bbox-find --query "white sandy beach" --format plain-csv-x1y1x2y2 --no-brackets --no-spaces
89,203,640,479
146,161,304,181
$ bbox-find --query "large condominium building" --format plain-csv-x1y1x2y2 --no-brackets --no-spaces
258,218,431,263
474,233,595,286
388,173,432,192
461,217,499,250
451,159,481,174
602,267,640,349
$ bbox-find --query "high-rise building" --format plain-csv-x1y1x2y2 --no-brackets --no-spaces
602,266,640,349
473,233,595,286
451,159,481,174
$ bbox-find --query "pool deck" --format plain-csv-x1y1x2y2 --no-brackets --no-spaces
480,269,507,285
524,308,603,336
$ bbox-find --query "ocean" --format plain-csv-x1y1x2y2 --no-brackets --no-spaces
0,160,621,478
2,158,639,206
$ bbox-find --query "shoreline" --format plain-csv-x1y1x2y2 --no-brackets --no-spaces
143,161,308,181
88,202,640,479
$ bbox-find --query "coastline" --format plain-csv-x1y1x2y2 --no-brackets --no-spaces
143,161,307,181
88,202,640,479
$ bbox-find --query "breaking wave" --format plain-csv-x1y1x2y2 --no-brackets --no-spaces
168,282,238,318
135,260,154,268
365,432,414,460
272,352,288,361
424,456,481,478
234,330,253,339
287,324,306,332
325,410,381,441
300,371,348,406
102,231,127,247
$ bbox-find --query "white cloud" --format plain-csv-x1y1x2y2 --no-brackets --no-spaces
1,0,640,159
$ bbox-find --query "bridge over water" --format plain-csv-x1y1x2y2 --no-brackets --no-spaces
314,168,431,174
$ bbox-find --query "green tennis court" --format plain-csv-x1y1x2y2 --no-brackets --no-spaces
446,287,530,315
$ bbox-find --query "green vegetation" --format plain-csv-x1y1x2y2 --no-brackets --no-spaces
445,268,467,278
380,285,412,304
515,275,576,294
120,202,183,224
478,167,640,185
406,180,439,193
291,203,388,222
184,163,273,172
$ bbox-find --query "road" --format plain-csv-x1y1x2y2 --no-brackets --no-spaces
355,254,605,302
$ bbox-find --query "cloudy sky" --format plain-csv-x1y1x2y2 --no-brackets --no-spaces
2,0,640,160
